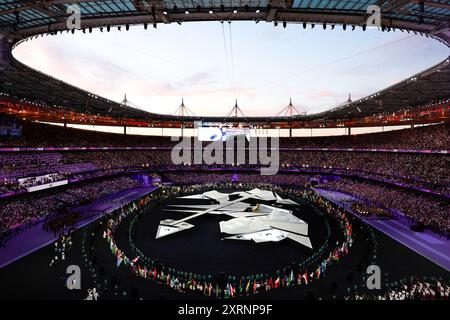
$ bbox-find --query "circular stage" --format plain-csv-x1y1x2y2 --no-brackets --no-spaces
121,188,341,280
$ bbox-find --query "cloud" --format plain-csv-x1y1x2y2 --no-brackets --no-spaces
174,71,218,87
306,90,335,100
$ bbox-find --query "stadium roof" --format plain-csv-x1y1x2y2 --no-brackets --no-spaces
1,1,449,33
0,1,449,124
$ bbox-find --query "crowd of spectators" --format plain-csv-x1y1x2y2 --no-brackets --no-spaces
0,153,61,178
0,120,448,151
0,148,447,196
0,176,139,231
280,123,450,150
322,178,449,236
349,277,449,300
279,151,449,194
0,178,22,194
0,121,173,148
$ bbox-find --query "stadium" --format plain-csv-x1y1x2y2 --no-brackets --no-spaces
0,0,449,307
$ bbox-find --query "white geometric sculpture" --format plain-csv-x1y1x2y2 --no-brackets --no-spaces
155,189,312,249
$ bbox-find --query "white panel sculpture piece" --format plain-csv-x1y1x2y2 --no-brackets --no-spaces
156,189,312,249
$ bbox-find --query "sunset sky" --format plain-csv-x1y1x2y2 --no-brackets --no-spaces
13,21,449,117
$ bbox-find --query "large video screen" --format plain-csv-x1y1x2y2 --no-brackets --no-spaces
198,126,251,142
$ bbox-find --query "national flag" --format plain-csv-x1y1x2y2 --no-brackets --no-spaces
225,284,230,298
131,256,140,264
143,267,148,278
215,284,220,298
334,250,340,262
208,283,213,296
116,254,123,267
268,277,273,289
288,270,294,286
138,265,146,278
303,272,309,285
315,266,321,279
321,260,327,275
274,277,280,289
